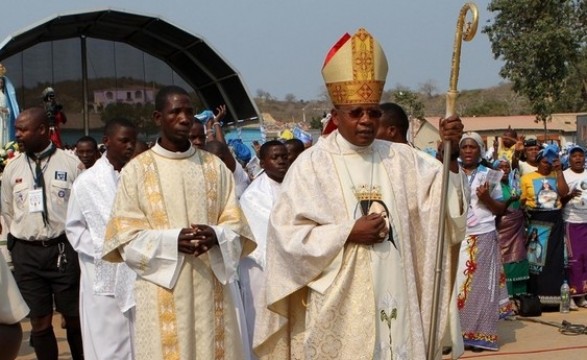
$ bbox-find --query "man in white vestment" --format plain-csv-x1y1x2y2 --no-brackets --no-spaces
66,118,138,360
254,28,467,360
238,140,289,358
102,86,255,360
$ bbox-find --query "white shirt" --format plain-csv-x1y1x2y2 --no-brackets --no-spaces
519,160,538,177
1,145,81,240
563,168,587,223
466,165,503,235
234,162,251,199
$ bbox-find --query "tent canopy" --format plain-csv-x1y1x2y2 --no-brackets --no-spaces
0,8,260,124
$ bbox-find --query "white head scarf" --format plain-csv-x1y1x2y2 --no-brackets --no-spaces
459,132,486,160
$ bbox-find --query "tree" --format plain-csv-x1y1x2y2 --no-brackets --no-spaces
484,0,585,134
255,89,274,102
284,93,297,103
418,80,438,99
390,89,425,120
309,116,323,130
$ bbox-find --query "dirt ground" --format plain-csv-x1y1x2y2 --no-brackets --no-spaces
446,307,587,359
14,307,587,359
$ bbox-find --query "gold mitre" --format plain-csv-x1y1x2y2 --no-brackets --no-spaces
321,28,388,106
0,63,6,77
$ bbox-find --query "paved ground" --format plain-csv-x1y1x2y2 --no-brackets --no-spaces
15,307,587,359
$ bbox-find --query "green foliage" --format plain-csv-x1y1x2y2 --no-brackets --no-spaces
254,83,534,122
484,0,586,123
382,88,426,120
309,116,323,129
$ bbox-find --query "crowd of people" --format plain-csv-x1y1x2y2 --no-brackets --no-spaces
0,27,585,360
447,127,587,354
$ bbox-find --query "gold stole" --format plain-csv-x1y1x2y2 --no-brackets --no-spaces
123,151,227,360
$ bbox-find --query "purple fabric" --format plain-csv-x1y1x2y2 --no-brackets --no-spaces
566,223,587,296
497,209,527,264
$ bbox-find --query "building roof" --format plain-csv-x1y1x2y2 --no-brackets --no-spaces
0,8,260,124
425,113,585,133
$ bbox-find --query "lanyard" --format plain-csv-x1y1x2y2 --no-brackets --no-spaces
467,168,478,187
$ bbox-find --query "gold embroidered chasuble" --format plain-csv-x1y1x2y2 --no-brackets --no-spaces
254,131,466,360
103,144,255,360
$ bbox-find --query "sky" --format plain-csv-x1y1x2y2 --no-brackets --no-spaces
0,0,505,101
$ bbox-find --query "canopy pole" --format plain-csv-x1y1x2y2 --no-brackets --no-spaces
81,35,89,136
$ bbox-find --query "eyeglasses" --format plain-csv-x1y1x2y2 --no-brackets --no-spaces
345,107,382,119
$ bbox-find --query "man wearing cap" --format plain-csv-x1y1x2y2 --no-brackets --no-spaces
516,138,540,176
254,28,467,359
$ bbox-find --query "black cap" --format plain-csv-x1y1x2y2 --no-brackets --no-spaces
524,138,538,147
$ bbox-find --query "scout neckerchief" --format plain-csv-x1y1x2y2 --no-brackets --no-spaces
26,143,57,226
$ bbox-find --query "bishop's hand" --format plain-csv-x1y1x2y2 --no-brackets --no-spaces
438,115,464,154
347,213,388,245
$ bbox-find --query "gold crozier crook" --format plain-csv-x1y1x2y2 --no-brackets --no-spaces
427,3,478,360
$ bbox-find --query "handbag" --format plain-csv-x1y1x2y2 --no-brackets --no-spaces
513,293,542,317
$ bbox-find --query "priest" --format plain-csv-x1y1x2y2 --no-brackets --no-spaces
103,85,255,360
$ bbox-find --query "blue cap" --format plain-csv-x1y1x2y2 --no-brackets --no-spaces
195,110,215,123
568,145,585,154
228,138,252,164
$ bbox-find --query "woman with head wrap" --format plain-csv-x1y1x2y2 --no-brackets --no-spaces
493,158,529,298
455,133,512,352
520,144,569,307
561,145,587,307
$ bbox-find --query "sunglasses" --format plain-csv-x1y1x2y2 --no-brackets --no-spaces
345,107,382,119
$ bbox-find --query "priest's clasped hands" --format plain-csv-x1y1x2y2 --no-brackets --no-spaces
178,224,219,256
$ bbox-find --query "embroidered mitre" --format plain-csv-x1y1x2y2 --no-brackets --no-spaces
321,28,388,106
